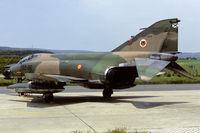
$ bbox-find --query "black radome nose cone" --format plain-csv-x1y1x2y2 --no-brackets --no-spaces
3,69,11,79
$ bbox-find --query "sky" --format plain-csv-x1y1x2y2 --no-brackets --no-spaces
0,0,199,52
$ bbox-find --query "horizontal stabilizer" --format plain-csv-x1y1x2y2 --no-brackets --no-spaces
135,58,170,81
166,62,194,79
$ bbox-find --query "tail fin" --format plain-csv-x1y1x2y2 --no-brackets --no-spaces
112,18,180,53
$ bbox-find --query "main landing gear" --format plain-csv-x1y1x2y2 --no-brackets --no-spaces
103,89,113,98
43,93,54,103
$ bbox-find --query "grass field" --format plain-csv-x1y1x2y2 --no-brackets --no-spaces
0,77,18,86
177,59,200,76
135,76,200,84
71,128,150,133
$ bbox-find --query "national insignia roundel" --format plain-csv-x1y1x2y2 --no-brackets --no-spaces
139,39,148,48
77,64,82,70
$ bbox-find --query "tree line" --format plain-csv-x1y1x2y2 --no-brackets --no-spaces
0,49,51,56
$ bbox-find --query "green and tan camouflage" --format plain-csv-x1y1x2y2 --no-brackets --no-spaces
3,18,193,102
113,18,179,53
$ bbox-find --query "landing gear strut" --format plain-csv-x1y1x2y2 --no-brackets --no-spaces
17,78,24,96
17,78,22,83
103,89,113,98
43,93,54,103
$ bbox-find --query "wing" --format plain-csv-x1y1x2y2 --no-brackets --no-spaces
135,58,170,81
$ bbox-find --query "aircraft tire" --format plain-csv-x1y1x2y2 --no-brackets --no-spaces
43,93,54,103
18,92,25,96
103,89,113,98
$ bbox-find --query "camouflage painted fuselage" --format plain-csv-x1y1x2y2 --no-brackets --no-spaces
11,51,150,82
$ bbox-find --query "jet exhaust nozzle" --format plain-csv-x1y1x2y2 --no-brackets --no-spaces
149,53,178,61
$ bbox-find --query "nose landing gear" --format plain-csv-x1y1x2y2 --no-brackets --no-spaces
17,78,23,83
43,93,54,103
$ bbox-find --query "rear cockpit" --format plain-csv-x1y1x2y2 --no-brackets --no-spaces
18,54,40,64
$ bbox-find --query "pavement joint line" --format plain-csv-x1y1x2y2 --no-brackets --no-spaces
0,116,80,120
62,105,96,132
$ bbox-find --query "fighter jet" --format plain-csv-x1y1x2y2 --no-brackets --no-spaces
3,18,193,102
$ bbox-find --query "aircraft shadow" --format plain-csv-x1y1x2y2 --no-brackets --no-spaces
9,95,187,109
130,101,186,109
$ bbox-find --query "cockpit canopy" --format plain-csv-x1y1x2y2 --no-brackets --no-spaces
18,54,40,64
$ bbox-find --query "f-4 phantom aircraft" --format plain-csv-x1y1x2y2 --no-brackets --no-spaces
3,18,193,102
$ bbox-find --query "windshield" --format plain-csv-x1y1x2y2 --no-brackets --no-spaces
18,54,40,64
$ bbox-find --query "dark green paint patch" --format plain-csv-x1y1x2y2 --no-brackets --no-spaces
91,53,126,77
52,52,110,60
58,52,126,80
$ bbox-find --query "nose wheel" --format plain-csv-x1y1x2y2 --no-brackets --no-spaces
103,89,113,98
43,93,54,103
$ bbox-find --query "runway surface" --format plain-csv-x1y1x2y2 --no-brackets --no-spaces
0,84,200,132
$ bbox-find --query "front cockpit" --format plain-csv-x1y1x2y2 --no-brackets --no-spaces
18,54,40,64
3,54,41,79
